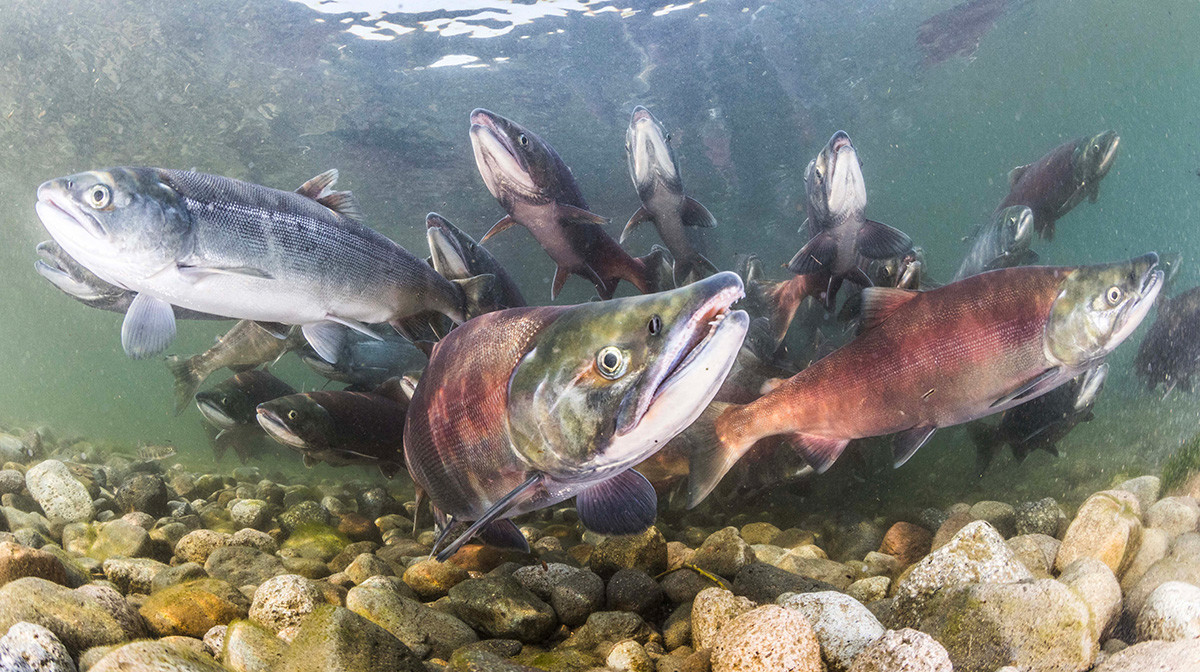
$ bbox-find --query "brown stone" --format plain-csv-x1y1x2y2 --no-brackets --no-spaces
138,578,250,638
338,513,382,543
1055,489,1143,575
403,558,469,601
879,522,933,567
931,512,975,550
0,540,68,587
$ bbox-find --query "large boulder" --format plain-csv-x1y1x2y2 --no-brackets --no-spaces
0,577,130,654
1055,490,1142,576
276,605,423,672
346,582,477,660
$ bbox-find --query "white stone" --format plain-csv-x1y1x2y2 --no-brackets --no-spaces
1136,581,1200,642
24,460,93,525
778,591,885,672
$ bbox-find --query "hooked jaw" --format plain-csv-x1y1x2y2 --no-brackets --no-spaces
627,106,678,191
469,109,540,203
426,217,471,279
255,407,307,449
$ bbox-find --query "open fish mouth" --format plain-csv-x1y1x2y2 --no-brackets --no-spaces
255,407,307,449
616,272,748,436
426,218,471,279
1111,255,1163,347
469,109,542,203
628,106,678,188
825,132,866,216
196,397,238,430
35,184,107,241
1093,131,1120,177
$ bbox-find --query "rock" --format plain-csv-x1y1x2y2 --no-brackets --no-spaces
846,576,889,604
1092,639,1200,672
449,648,542,671
893,520,1032,626
1114,475,1160,517
88,640,229,672
0,470,25,496
774,556,855,590
0,578,129,654
710,605,821,672
102,556,168,594
589,527,668,579
281,523,348,563
778,591,884,672
220,619,285,672
1005,533,1060,577
731,562,838,604
152,563,209,593
174,530,231,564
607,569,663,617
661,567,718,604
229,500,270,531
663,602,692,650
0,540,68,587
607,640,654,672
740,522,781,546
561,611,653,651
691,587,755,650
1014,497,1068,538
1123,554,1200,623
1058,557,1121,641
1120,527,1169,591
228,529,276,555
878,522,931,568
1136,580,1200,642
750,544,786,566
446,575,557,643
249,574,326,633
203,545,284,588
1146,497,1200,537
691,527,757,578
0,622,76,672
969,501,1016,537
512,562,604,627
114,474,168,517
930,511,974,550
916,579,1094,672
847,628,952,672
139,578,250,638
77,583,149,640
346,583,477,660
201,625,224,657
1055,489,1143,575
402,559,468,601
278,605,423,672
278,501,331,536
88,519,154,561
25,461,93,526
344,553,393,585
329,541,379,573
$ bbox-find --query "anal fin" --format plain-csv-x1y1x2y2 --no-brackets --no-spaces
787,433,851,474
892,425,936,467
576,469,657,536
302,321,347,364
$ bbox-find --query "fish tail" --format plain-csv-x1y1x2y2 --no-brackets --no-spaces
686,402,760,508
767,275,821,344
165,355,202,416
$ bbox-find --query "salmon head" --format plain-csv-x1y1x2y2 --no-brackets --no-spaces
1072,130,1120,200
507,271,749,482
469,108,587,211
626,105,681,201
804,130,866,226
1045,253,1162,370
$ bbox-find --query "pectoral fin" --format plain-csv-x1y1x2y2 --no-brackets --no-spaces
681,196,717,228
892,425,937,467
991,367,1063,408
481,215,518,243
302,321,347,364
557,203,610,227
576,469,657,536
434,473,542,562
856,219,912,259
787,232,837,275
621,206,653,244
121,293,177,359
176,263,273,280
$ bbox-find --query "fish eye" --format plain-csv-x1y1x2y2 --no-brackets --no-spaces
517,133,529,147
86,184,111,209
648,314,662,336
287,409,298,420
595,346,627,379
1106,286,1124,305
665,132,672,142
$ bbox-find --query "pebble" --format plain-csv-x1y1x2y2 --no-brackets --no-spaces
114,474,169,517
344,552,393,585
1113,475,1161,517
1004,533,1060,577
847,627,952,672
402,558,469,600
1136,580,1200,642
709,605,821,672
230,499,271,530
1092,639,1200,672
778,591,884,672
174,529,231,564
589,527,668,579
25,460,94,526
201,624,224,657
690,587,755,650
249,574,327,633
878,522,931,568
969,501,1016,537
445,575,558,643
561,610,653,651
1146,496,1200,537
204,545,284,587
1014,497,1068,538
607,639,655,672
1120,527,1170,591
0,621,76,672
229,528,277,554
846,576,889,604
77,583,149,640
607,568,663,617
740,522,781,546
1056,490,1143,574
774,555,855,590
690,527,757,578
513,562,604,627
930,511,974,550
1123,553,1200,623
0,470,24,496
346,583,477,660
102,556,168,594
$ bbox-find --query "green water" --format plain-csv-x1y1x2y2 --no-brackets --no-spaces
1,0,1197,503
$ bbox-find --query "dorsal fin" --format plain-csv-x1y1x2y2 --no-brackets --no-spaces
371,376,412,407
295,169,364,222
859,286,919,332
1008,163,1031,188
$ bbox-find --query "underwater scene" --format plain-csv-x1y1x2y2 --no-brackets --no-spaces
2,0,1200,670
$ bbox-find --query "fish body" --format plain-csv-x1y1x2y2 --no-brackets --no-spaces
971,364,1107,474
195,369,297,463
404,272,749,559
788,131,912,308
35,240,222,320
1135,285,1200,396
469,109,659,300
955,206,1037,280
257,389,407,479
300,326,426,389
426,212,526,311
35,168,479,362
167,320,306,414
690,256,1162,505
996,131,1120,240
623,106,719,285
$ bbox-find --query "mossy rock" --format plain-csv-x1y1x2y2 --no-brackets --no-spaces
282,522,350,562
1162,432,1200,494
277,605,423,672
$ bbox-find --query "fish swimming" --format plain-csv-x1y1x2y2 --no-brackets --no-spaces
954,205,1037,280
622,106,719,285
34,168,488,362
689,255,1162,506
195,369,297,462
996,131,1120,240
1135,285,1200,397
469,108,662,300
970,364,1107,475
787,131,913,308
256,385,408,479
35,240,222,320
167,320,307,414
299,325,426,390
426,212,526,312
404,272,748,560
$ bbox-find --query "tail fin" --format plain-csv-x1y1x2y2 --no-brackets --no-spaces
686,402,758,508
165,355,202,415
767,274,823,345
